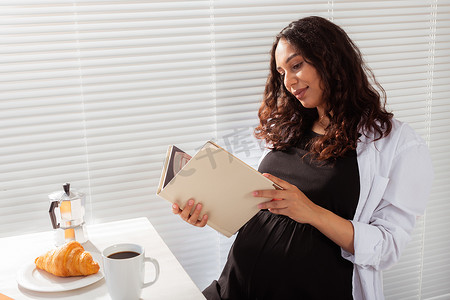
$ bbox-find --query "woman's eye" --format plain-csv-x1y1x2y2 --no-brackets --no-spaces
293,62,303,70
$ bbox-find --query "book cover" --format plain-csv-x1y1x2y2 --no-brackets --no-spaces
156,141,280,237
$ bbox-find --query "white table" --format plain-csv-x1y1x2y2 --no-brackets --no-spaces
0,217,206,300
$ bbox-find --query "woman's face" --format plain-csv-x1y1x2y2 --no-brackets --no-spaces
275,38,325,110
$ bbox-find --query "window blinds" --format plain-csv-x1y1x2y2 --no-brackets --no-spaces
331,2,433,299
421,2,450,299
1,0,449,298
0,0,221,290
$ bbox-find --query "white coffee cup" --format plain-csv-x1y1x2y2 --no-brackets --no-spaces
102,243,160,300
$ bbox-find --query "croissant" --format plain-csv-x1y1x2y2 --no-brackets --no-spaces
35,240,100,277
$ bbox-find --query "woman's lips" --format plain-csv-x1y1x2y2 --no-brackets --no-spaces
293,87,308,99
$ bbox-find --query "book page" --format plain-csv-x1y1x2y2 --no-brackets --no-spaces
163,146,192,188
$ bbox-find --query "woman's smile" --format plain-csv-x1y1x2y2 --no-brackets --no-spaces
293,87,308,100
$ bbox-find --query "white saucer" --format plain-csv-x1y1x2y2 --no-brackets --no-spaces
16,253,103,292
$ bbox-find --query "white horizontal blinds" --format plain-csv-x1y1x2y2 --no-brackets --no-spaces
211,0,331,269
71,0,219,289
0,0,219,290
333,0,432,138
331,1,433,299
213,0,330,168
422,2,450,299
72,0,214,217
0,3,92,237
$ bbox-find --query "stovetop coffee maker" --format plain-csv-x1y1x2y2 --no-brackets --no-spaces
48,183,88,246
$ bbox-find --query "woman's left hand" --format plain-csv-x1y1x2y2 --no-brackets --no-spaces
254,173,317,224
255,173,355,254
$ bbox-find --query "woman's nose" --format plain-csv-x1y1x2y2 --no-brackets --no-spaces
284,71,297,89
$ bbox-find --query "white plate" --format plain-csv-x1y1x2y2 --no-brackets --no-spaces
16,253,104,292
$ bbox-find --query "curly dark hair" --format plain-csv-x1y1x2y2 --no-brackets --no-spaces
254,16,393,161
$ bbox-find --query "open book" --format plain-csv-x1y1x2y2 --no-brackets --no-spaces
156,141,281,237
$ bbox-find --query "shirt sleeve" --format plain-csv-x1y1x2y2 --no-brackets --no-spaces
342,141,433,270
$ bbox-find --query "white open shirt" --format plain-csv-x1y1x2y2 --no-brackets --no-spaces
343,118,433,300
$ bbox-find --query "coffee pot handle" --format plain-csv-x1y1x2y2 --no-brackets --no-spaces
49,201,60,229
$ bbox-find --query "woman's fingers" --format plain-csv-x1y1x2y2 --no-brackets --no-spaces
172,203,181,215
253,189,282,199
262,173,291,189
188,202,208,227
258,198,288,210
179,199,194,221
174,199,208,227
189,202,203,225
252,173,294,200
196,214,208,227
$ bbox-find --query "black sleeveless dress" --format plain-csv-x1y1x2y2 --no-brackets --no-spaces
203,130,360,300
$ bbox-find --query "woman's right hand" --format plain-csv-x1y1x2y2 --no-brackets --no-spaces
172,199,208,227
